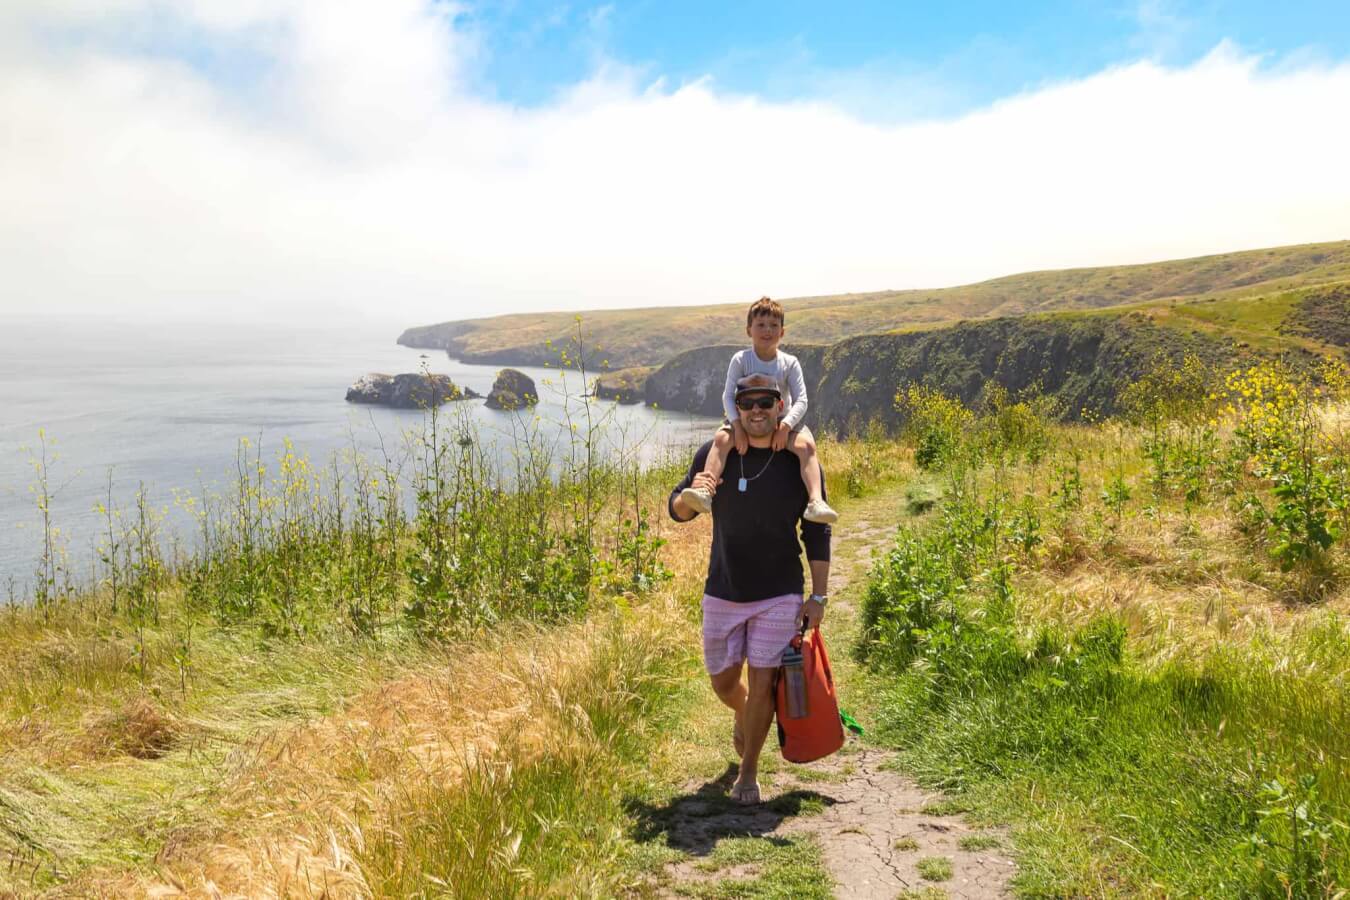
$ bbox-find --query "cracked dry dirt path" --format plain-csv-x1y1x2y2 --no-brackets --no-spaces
654,497,1017,899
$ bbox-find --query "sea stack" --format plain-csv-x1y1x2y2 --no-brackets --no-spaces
345,373,477,408
485,368,539,410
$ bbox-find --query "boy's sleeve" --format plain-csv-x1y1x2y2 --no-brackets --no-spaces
722,351,744,423
782,356,809,430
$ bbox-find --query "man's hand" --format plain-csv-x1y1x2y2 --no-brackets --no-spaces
797,596,826,631
691,471,721,495
732,421,750,455
770,421,791,452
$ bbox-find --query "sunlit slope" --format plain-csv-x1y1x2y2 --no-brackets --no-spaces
399,240,1350,368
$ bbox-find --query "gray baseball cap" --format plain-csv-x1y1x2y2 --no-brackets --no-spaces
734,373,782,400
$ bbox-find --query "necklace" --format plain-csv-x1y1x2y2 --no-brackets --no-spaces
737,449,777,492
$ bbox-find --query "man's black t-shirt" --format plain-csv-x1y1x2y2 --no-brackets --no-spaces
668,440,832,603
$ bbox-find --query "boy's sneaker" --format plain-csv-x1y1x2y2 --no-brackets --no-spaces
804,498,838,524
680,486,714,514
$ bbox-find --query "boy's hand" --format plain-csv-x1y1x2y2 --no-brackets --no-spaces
732,421,749,455
770,421,790,452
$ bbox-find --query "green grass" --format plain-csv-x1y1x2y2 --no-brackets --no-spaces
916,856,954,881
675,835,832,899
958,833,1001,851
857,382,1350,896
1,399,708,894
11,349,1350,896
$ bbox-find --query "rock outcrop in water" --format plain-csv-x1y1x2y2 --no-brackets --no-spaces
593,367,652,404
485,368,539,410
346,373,478,408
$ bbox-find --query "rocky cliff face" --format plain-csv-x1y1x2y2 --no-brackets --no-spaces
813,314,1278,433
346,373,477,408
643,344,827,427
630,315,1314,435
485,368,539,410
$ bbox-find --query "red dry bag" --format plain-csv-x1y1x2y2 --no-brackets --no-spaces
775,626,845,763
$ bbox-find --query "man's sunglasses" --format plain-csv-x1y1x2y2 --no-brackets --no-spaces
735,396,778,411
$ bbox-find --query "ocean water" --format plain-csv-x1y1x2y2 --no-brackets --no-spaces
0,318,715,595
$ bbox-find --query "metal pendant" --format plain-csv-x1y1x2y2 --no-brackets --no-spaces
738,477,748,492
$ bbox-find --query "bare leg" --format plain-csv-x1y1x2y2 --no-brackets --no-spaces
704,426,733,479
681,427,735,514
732,665,779,803
790,426,823,503
710,662,748,758
791,427,838,523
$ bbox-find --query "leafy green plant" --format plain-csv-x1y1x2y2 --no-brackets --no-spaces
1224,363,1344,588
895,384,972,471
1247,773,1348,898
1053,449,1084,513
26,430,73,613
1008,494,1042,558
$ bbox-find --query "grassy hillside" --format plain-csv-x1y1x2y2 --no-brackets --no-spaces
399,240,1350,368
623,281,1348,433
849,362,1350,895
813,283,1350,433
5,363,1349,895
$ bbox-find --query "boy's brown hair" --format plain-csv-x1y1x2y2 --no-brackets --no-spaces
747,296,785,327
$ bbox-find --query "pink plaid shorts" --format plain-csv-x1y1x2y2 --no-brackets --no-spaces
701,592,803,675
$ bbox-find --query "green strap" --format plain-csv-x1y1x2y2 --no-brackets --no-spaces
840,709,865,736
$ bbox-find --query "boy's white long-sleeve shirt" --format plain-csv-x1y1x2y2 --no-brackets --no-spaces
722,348,809,429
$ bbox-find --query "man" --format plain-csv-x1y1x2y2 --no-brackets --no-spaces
669,372,831,805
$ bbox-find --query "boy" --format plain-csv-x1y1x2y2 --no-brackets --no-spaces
680,296,838,524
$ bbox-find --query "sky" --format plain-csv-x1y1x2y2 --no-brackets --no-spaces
1,1,1348,329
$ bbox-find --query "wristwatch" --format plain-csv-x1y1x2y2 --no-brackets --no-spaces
808,593,828,607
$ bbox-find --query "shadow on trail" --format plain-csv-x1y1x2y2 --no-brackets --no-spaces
626,762,836,857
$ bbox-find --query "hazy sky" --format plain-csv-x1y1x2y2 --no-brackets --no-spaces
2,1,1348,329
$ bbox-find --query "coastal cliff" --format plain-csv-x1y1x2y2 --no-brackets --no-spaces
397,240,1350,369
812,314,1247,431
395,253,1350,432
643,344,827,428
624,302,1333,433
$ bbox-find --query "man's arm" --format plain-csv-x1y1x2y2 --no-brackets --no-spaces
798,462,832,629
798,558,830,630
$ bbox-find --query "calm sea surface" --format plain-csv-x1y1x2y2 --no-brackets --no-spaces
0,318,715,594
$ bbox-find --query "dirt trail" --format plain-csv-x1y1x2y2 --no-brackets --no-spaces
653,501,1018,898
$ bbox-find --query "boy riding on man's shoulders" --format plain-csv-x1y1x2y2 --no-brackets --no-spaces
679,296,838,525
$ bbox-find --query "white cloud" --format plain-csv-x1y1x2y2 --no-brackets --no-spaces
1,3,1348,328
1130,0,1193,58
